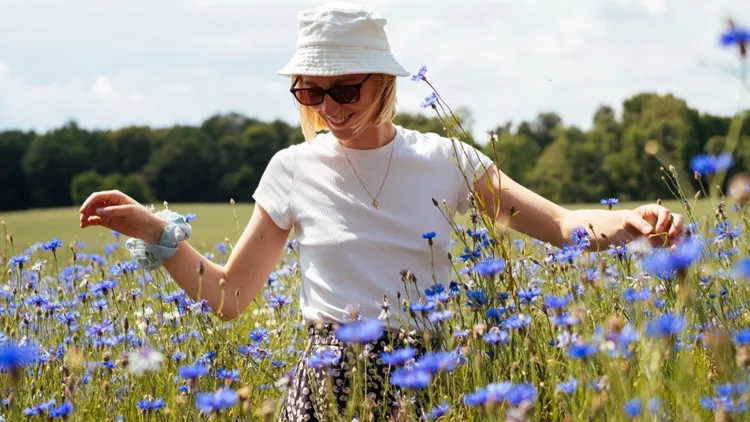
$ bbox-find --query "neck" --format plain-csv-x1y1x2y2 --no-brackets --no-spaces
337,122,397,150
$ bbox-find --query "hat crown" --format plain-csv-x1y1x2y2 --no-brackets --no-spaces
295,2,391,51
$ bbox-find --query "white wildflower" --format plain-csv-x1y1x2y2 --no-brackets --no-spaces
127,346,164,376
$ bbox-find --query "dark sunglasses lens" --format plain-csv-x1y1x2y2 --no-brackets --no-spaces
329,87,360,104
294,89,324,105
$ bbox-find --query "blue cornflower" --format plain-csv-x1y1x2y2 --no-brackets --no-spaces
248,328,269,343
410,300,436,313
649,398,661,414
571,226,590,247
416,351,458,373
474,258,506,276
622,288,651,302
714,221,742,242
734,329,750,345
390,367,431,389
600,198,619,209
23,399,56,416
91,298,108,312
42,238,64,251
266,293,292,309
483,328,509,345
9,254,30,269
517,287,542,303
555,378,578,395
0,342,37,373
411,65,427,82
624,398,642,418
691,153,733,175
90,279,117,296
178,364,209,379
720,25,750,48
607,242,629,260
551,313,579,327
425,283,445,297
85,320,114,337
544,294,572,309
463,382,536,407
486,307,507,321
215,242,227,254
185,213,197,222
428,309,452,323
381,347,416,366
195,388,238,413
643,237,703,274
49,401,73,418
422,231,436,240
136,398,165,413
465,289,489,309
554,243,582,263
567,343,598,359
420,92,438,108
25,294,51,307
215,369,240,381
504,313,532,330
428,401,449,420
335,319,383,343
460,244,482,262
308,348,340,368
646,313,685,338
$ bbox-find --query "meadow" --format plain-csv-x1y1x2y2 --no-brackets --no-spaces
0,190,745,421
0,16,746,422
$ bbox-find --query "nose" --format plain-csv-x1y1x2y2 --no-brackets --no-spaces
317,93,342,116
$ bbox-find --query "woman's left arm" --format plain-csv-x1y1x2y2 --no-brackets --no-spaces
472,164,685,249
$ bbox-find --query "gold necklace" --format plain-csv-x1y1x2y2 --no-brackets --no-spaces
342,139,395,209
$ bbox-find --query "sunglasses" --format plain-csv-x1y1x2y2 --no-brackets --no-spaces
290,74,373,106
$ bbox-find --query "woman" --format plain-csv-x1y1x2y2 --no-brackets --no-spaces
79,3,684,420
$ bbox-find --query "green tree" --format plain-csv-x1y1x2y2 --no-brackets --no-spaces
108,126,153,174
23,121,115,207
71,171,153,205
145,126,220,203
0,130,34,210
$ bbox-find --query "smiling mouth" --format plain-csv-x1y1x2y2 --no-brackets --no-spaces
327,113,354,125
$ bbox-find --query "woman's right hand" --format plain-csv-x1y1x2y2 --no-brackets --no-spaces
79,190,168,244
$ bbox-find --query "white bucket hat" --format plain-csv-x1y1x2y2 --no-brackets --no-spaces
277,2,410,77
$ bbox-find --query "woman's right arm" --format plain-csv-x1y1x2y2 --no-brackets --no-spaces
162,204,291,319
80,190,291,320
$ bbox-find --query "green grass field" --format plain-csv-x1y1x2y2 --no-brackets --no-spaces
0,198,710,263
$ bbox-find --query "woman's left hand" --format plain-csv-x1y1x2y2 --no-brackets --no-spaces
622,204,686,247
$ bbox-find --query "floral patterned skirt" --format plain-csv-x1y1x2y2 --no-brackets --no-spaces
279,323,422,422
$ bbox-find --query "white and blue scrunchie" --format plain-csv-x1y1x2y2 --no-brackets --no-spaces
125,209,192,271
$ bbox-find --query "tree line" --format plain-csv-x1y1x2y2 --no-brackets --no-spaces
1,91,748,212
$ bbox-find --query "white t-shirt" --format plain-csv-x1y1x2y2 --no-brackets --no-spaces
252,125,494,329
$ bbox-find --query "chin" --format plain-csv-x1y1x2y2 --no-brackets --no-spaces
328,126,355,139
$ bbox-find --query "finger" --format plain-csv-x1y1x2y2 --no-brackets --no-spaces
95,204,136,218
668,214,684,238
81,215,104,228
654,207,671,233
79,190,126,214
625,213,654,235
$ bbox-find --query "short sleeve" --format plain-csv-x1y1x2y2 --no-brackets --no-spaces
452,139,495,215
252,146,296,230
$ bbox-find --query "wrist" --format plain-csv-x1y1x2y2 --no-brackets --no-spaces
147,218,169,244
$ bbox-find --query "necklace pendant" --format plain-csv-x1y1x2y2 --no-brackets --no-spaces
372,199,380,209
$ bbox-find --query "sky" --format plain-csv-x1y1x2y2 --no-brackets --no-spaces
0,0,747,142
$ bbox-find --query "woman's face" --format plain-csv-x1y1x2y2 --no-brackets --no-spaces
298,73,377,138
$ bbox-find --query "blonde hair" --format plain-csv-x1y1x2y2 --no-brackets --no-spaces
294,73,398,141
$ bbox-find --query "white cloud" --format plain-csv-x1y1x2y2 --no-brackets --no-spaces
90,76,118,101
0,0,746,139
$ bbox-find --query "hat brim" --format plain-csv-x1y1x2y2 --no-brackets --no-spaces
277,46,410,77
